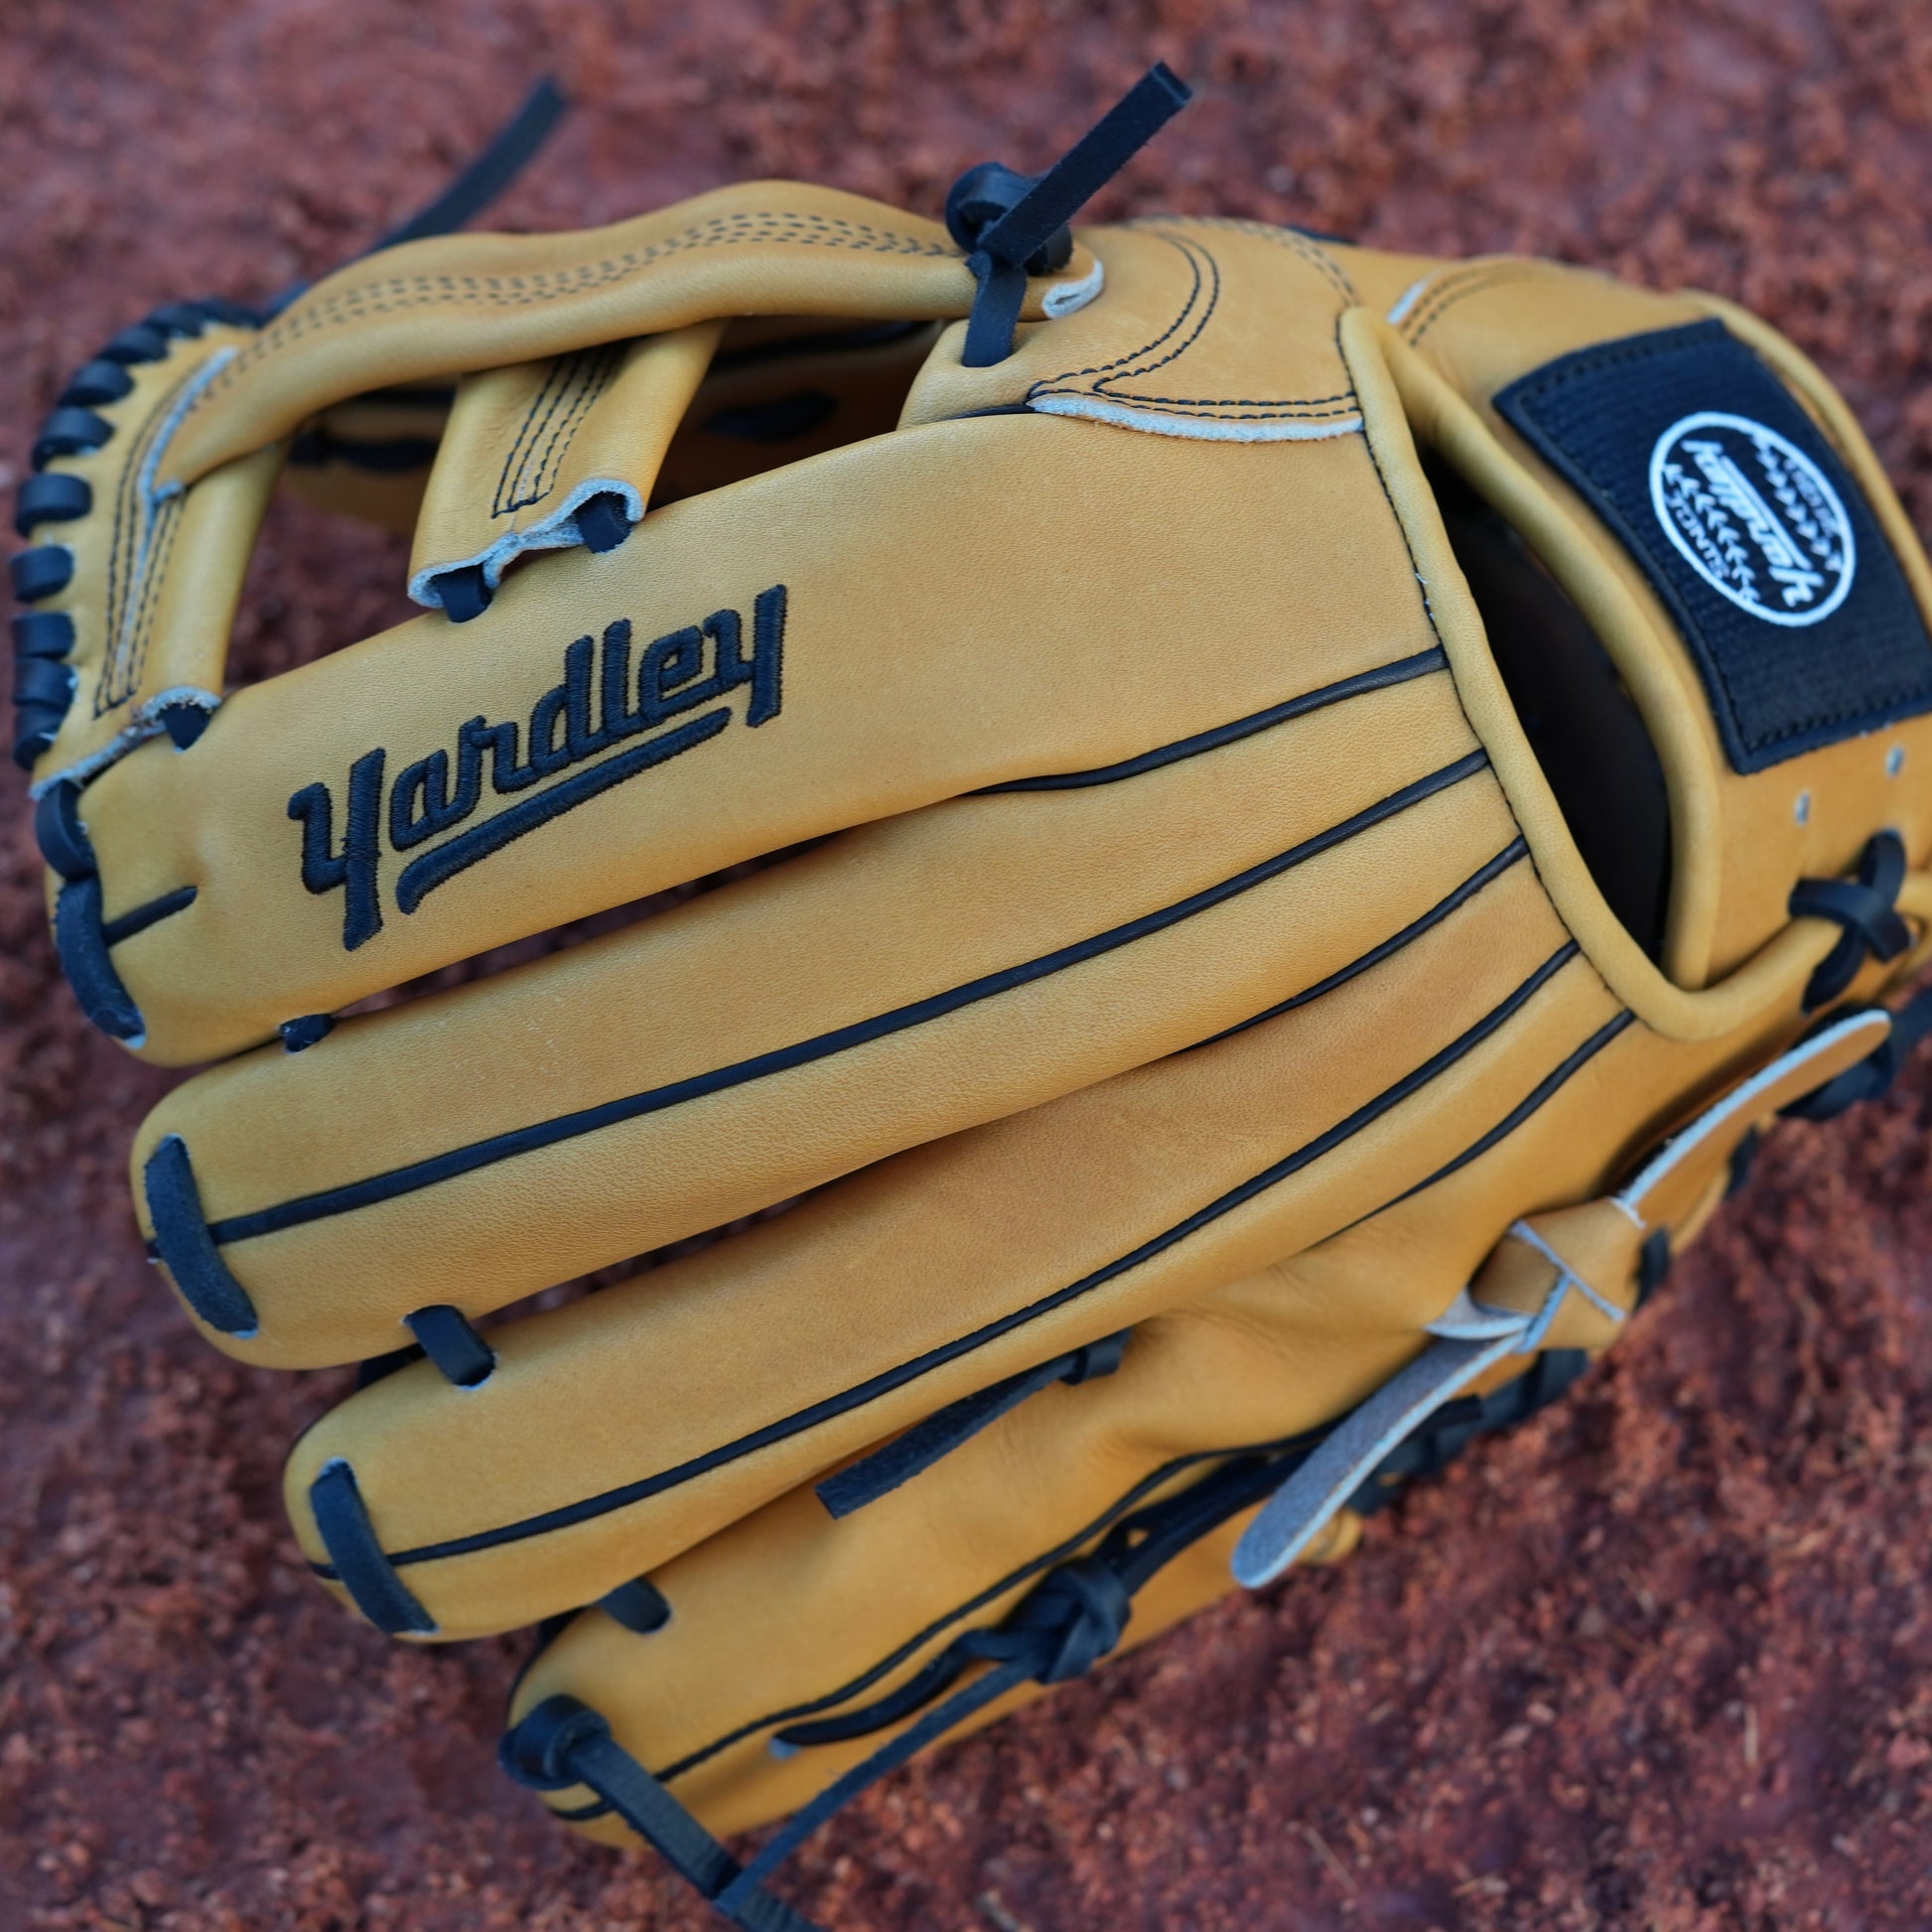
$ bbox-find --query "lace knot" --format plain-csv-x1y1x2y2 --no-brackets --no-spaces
1789,829,1912,1010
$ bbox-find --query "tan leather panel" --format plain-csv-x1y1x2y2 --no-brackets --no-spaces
511,1264,1384,1839
899,220,1361,433
527,946,1884,1842
27,323,265,781
89,416,1435,1063
281,867,1604,1636
140,672,1493,1366
1391,256,1704,407
408,323,723,600
157,184,1096,488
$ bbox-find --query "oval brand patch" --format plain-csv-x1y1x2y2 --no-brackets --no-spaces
1648,411,1856,627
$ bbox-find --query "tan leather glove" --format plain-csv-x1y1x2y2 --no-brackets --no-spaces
15,68,1932,1932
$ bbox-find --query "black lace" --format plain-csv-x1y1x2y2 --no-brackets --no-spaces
498,1353,1586,1932
1790,829,1912,1010
944,64,1190,367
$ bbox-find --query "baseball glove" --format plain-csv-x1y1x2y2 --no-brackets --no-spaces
17,67,1932,1931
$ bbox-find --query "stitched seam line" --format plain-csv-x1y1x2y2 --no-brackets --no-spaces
1404,263,1567,345
210,746,1491,1247
522,345,618,509
1090,237,1223,392
1145,216,1361,305
493,356,579,516
102,371,185,712
192,214,961,411
1026,397,1361,419
653,1427,1323,1782
316,936,1576,1573
121,493,184,704
1031,229,1210,389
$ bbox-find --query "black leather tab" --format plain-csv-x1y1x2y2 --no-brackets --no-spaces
32,407,112,468
53,876,144,1040
599,1576,673,1633
59,358,134,408
13,705,64,769
403,1304,496,1387
100,323,170,364
1496,319,1932,772
143,1134,258,1334
12,656,74,709
35,779,95,881
12,611,75,659
310,1460,437,1635
10,546,73,602
13,473,91,537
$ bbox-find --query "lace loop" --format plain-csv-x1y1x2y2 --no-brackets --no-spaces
945,64,1190,368
1789,829,1911,1009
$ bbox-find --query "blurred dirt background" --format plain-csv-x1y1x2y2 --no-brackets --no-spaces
6,1,1932,1927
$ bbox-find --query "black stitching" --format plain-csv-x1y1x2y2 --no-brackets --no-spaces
213,748,1491,1248
308,938,1576,1574
188,211,962,418
1361,1008,1637,1222
654,1424,1323,1783
100,886,198,947
979,648,1447,790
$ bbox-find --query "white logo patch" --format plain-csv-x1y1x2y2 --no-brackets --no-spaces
1648,411,1856,626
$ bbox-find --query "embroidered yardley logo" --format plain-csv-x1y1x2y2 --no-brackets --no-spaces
289,585,786,949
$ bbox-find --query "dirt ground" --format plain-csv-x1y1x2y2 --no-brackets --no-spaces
6,1,1932,1927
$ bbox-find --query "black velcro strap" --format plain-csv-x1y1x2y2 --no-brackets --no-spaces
500,1697,824,1932
403,1304,496,1387
53,876,145,1041
310,1459,438,1636
1496,321,1932,773
142,1135,259,1335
